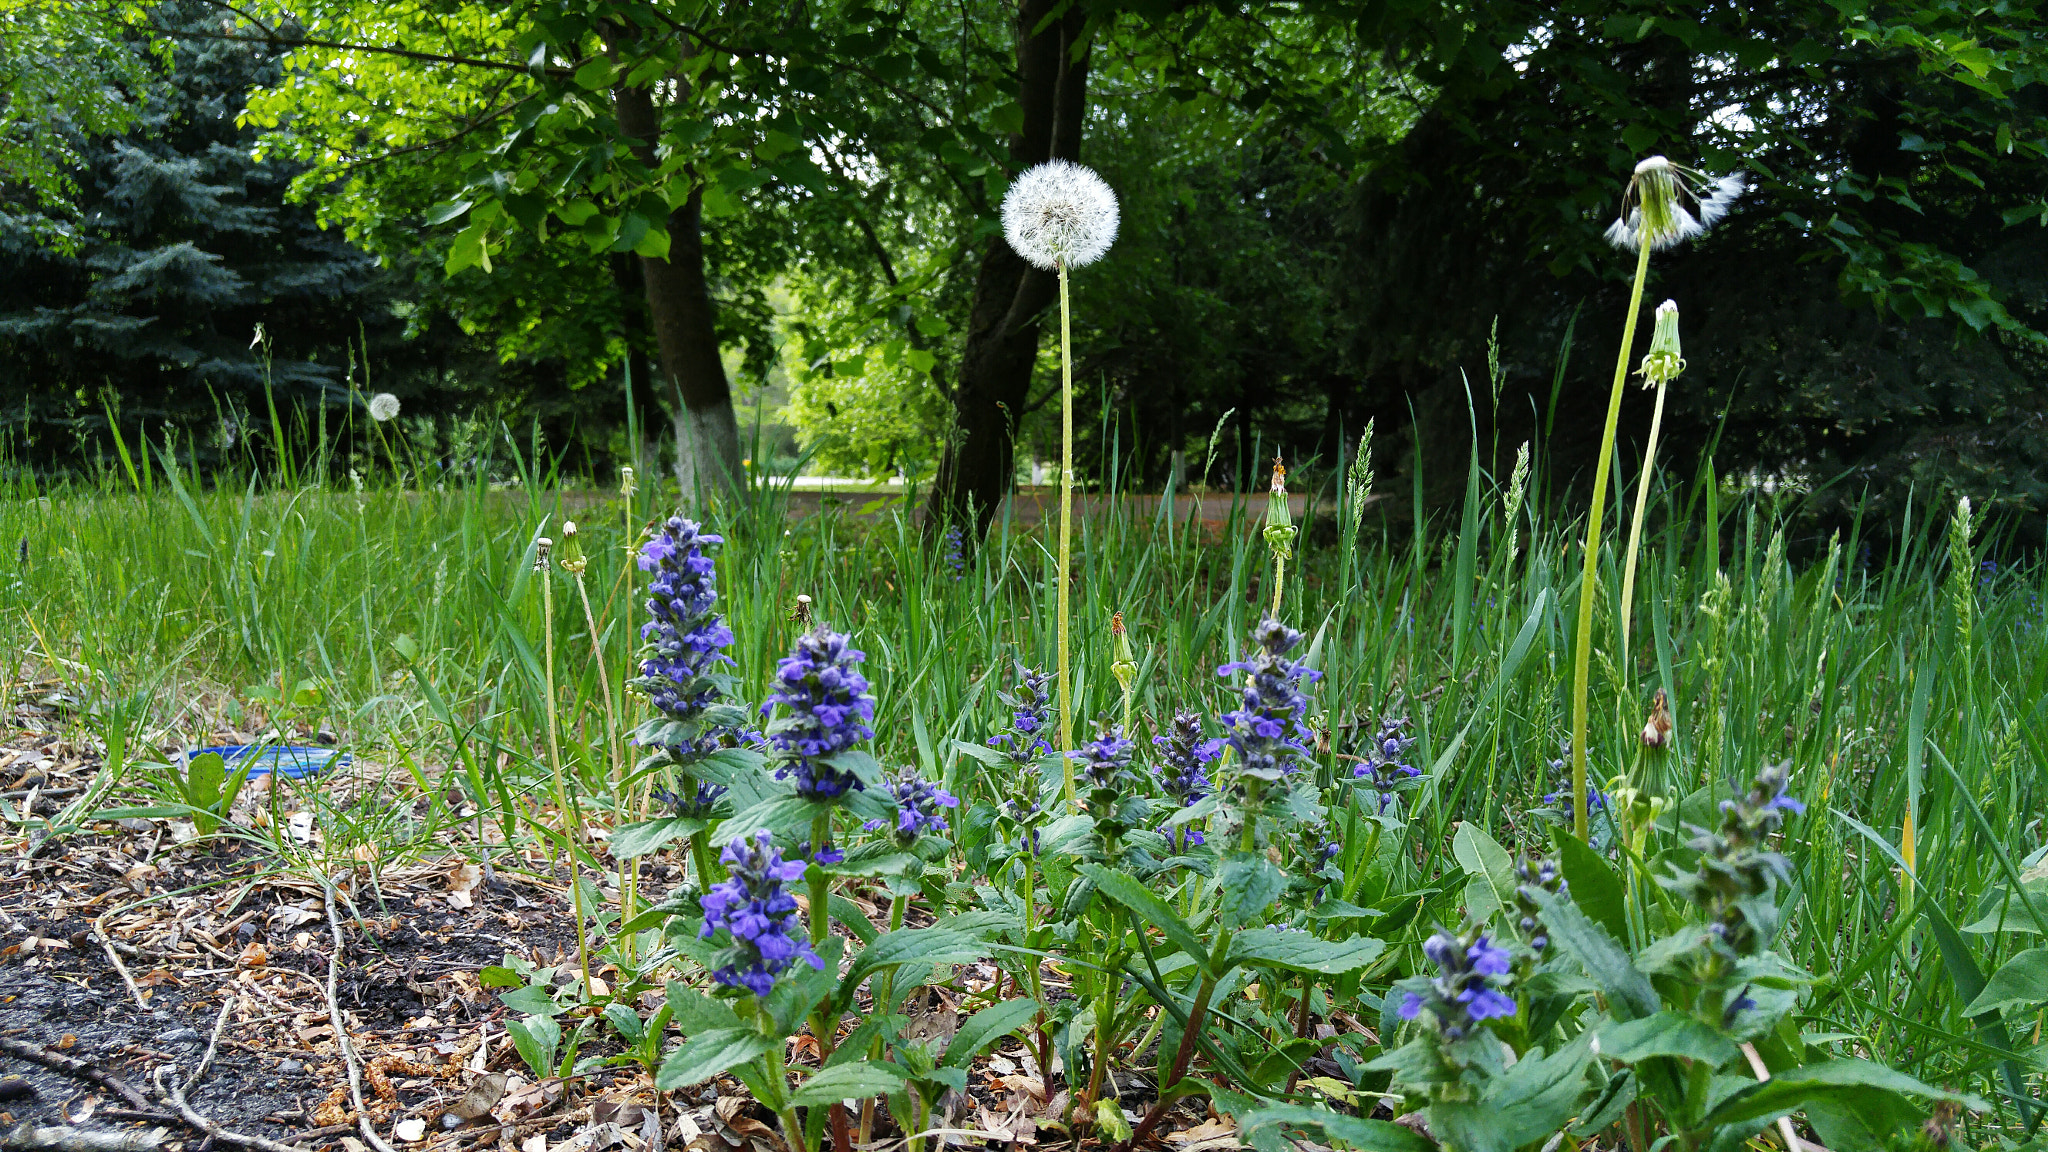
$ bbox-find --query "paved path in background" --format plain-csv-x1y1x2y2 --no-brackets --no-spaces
776,488,1329,527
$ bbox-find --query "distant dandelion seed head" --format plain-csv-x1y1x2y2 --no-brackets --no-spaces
1001,160,1119,271
1605,155,1746,252
368,393,401,422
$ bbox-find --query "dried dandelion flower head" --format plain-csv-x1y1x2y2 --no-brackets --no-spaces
368,392,401,422
1604,155,1746,252
1001,160,1119,271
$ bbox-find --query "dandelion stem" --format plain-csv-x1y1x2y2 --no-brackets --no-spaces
540,556,594,999
570,569,630,958
1618,377,1669,654
1056,259,1077,808
1572,239,1652,840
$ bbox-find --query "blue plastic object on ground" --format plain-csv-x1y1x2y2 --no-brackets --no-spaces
184,745,350,780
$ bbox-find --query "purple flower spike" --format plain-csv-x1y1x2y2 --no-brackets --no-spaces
633,517,738,748
1216,620,1321,783
882,769,959,847
699,830,824,997
762,627,877,800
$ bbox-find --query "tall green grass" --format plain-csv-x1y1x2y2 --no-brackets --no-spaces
4,443,2046,1125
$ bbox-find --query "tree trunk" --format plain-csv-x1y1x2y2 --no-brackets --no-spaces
923,0,1090,537
609,69,743,501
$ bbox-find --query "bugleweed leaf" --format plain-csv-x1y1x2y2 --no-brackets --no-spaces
1596,1011,1739,1067
1227,928,1385,975
941,998,1042,1069
1236,1104,1433,1152
789,1061,907,1108
656,1029,772,1090
1078,863,1206,965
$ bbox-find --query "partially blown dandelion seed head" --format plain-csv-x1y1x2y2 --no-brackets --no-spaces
368,393,401,422
1604,155,1746,252
1001,160,1119,271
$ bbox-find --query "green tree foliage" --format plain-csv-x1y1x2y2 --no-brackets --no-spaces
0,2,479,469
0,0,153,248
1333,0,2048,522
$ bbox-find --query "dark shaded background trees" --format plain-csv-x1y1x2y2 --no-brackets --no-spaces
7,0,2048,538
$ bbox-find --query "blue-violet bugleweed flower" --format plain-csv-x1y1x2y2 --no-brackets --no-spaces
762,627,877,799
1217,619,1322,784
988,665,1054,767
1068,719,1139,830
942,526,967,580
1351,715,1420,813
651,781,728,818
635,517,737,736
865,769,960,847
1154,710,1216,849
1397,927,1518,1040
699,830,824,998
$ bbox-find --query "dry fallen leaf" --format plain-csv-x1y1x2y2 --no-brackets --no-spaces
447,863,483,910
393,1120,427,1143
522,1136,548,1152
1166,1118,1236,1144
238,941,269,968
444,1073,507,1122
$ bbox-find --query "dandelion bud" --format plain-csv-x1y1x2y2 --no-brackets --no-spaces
533,538,552,572
1637,300,1685,387
620,465,636,497
1640,688,1673,749
792,594,814,627
1001,160,1119,271
1110,612,1138,697
556,520,587,575
1263,457,1296,560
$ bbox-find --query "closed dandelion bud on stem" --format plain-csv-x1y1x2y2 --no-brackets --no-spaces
619,466,636,497
533,538,551,572
1263,457,1296,560
556,520,586,575
1641,688,1673,748
1638,300,1686,386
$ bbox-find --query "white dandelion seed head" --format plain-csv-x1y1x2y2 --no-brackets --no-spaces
1606,157,1747,252
1001,160,1119,271
368,392,401,422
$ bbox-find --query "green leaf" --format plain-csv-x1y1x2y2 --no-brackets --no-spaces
789,1060,907,1107
656,1028,772,1090
572,58,616,89
1078,864,1206,965
1597,1012,1740,1067
1528,887,1657,1020
423,199,472,226
1217,854,1287,928
1227,928,1385,975
506,1014,560,1078
632,225,671,260
1965,947,2048,1015
1452,822,1515,909
665,981,744,1034
610,816,708,859
478,966,523,988
842,929,986,993
602,1001,644,1042
941,998,1041,1069
1699,1060,1988,1129
1553,831,1629,944
185,751,226,806
1236,1105,1433,1152
498,985,562,1016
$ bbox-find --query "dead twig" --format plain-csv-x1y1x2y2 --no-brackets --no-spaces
90,908,149,1011
182,996,236,1093
150,1066,305,1152
320,877,398,1152
0,1036,158,1113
